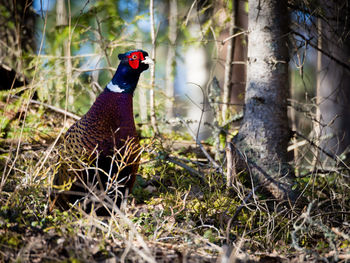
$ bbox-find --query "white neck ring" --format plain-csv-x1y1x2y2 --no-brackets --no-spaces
106,82,124,93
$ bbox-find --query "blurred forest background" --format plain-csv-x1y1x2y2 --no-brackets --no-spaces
0,0,350,262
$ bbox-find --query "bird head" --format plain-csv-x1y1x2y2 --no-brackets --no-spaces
118,50,153,72
107,50,152,94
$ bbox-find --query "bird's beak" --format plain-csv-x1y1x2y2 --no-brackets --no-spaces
142,56,154,65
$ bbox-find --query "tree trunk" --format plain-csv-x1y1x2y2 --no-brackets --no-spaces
318,0,350,158
56,0,74,112
137,39,148,124
165,0,177,121
56,0,68,27
230,0,247,111
232,0,297,202
149,0,159,135
312,17,322,169
221,3,235,123
136,0,148,124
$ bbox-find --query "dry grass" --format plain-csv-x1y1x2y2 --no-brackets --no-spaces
0,96,349,262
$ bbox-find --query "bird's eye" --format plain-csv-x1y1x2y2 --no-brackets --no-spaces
132,54,138,59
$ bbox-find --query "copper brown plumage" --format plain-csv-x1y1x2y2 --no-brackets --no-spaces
51,50,152,215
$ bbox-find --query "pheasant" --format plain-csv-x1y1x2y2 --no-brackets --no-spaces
51,50,152,215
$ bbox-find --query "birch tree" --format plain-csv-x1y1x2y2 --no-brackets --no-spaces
165,0,177,121
149,0,159,135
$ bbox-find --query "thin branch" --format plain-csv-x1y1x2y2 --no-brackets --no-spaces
226,185,260,242
72,67,116,73
221,31,248,44
164,155,205,184
178,115,223,174
292,31,350,72
95,14,113,76
184,0,197,26
12,95,80,120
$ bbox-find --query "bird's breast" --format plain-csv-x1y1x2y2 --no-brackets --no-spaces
82,92,138,155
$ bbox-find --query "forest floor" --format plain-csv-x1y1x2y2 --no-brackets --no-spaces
1,95,350,262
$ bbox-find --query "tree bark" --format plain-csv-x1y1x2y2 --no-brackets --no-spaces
56,0,73,113
165,0,177,121
149,0,159,135
136,0,148,124
312,17,322,169
230,0,247,110
233,0,297,202
56,0,68,27
221,3,235,123
317,0,350,158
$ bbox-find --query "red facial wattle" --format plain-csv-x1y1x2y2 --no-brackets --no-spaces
129,59,139,69
127,52,145,69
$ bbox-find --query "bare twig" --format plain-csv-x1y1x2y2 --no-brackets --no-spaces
95,14,113,76
164,155,206,184
178,115,223,174
184,0,197,26
221,31,247,44
292,31,350,72
12,95,80,120
294,131,338,161
225,185,260,242
72,67,116,73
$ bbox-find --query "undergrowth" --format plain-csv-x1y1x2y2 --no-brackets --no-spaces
0,93,350,262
